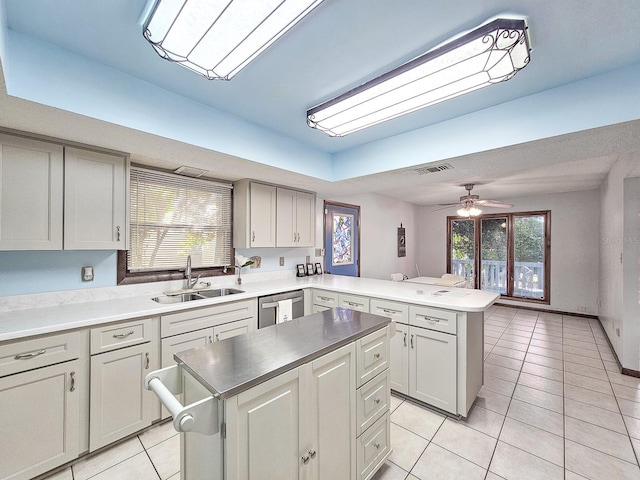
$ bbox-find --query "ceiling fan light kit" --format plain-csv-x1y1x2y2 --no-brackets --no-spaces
307,17,531,137
142,0,325,80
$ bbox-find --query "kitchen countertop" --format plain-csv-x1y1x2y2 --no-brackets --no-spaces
0,274,498,343
175,308,391,399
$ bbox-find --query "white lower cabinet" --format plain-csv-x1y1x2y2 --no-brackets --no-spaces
89,318,159,451
227,343,356,480
389,322,409,394
0,331,86,480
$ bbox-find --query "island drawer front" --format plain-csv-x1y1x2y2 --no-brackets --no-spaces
357,370,390,437
91,318,152,354
312,290,339,308
369,299,408,323
357,411,390,480
0,331,81,377
339,294,370,312
409,305,457,334
161,299,256,338
357,327,389,388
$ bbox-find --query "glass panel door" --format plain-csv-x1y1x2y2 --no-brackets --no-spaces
513,215,545,299
450,219,475,288
481,217,508,295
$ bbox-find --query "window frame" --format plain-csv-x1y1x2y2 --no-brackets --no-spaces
446,210,551,303
117,165,236,285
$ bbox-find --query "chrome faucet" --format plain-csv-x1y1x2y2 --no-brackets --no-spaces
185,255,200,290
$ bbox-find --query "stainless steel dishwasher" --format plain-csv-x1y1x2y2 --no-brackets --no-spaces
257,289,305,329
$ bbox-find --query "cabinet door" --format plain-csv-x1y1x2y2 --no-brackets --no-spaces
276,188,297,247
306,343,356,480
228,368,301,480
250,183,277,247
89,343,157,450
213,318,250,341
294,191,315,247
409,327,457,414
0,360,79,480
390,323,409,394
64,147,126,250
0,134,63,250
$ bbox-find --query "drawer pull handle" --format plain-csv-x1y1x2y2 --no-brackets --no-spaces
145,352,150,370
309,450,316,459
70,371,76,392
302,454,310,465
319,296,331,301
14,349,46,360
419,315,440,322
113,330,134,339
374,443,381,449
374,398,381,404
252,231,255,242
382,308,399,314
410,334,414,348
116,226,121,242
373,353,381,359
403,333,407,347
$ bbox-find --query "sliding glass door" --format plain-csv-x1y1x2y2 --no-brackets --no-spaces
447,211,550,302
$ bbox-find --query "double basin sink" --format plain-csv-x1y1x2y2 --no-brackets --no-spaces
152,288,244,304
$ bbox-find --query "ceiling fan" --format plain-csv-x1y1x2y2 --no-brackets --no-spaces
434,184,514,216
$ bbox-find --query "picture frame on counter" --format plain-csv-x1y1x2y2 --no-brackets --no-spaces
296,264,306,277
315,263,323,275
306,263,315,276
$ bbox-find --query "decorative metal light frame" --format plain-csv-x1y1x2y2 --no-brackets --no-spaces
143,0,325,80
307,17,531,137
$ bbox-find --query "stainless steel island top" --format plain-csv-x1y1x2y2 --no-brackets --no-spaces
174,308,390,399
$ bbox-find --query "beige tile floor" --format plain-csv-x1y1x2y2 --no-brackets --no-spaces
42,306,640,480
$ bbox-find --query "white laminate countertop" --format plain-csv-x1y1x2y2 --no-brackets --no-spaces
0,275,499,343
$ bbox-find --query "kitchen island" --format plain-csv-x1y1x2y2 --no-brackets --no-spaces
146,308,392,480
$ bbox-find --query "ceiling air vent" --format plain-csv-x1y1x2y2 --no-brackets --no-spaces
174,166,208,178
414,163,453,175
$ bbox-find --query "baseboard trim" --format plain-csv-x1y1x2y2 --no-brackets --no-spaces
493,302,599,319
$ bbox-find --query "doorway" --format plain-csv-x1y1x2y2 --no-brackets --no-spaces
324,201,360,276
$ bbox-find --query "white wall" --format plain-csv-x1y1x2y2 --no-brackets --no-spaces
418,189,601,315
599,151,640,369
319,193,419,280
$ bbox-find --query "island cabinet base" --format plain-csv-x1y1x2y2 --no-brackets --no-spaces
157,311,392,480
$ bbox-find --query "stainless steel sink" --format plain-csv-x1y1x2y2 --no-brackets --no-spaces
197,288,244,298
152,288,244,303
152,293,207,304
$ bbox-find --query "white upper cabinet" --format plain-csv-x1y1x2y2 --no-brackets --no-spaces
0,134,64,250
234,181,277,248
276,187,315,248
64,147,127,250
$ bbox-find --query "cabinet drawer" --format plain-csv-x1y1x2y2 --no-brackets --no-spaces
370,299,408,323
357,327,389,388
91,318,152,354
357,411,390,480
0,331,81,377
312,290,339,308
339,293,370,312
409,305,457,334
357,370,390,436
161,299,256,338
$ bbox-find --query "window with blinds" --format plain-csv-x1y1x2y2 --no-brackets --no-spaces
128,166,233,272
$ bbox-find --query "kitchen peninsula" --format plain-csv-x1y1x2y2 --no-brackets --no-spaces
0,275,498,480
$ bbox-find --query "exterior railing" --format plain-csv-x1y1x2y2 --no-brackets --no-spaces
451,259,544,298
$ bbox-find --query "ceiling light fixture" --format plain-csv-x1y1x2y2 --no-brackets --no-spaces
457,205,482,217
143,0,324,80
307,17,531,137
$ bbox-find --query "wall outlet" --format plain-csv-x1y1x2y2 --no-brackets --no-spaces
576,306,587,313
279,257,284,266
306,255,310,264
315,248,325,257
82,266,94,282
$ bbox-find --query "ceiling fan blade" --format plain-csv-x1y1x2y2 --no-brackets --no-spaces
431,204,461,212
475,200,514,208
436,202,464,207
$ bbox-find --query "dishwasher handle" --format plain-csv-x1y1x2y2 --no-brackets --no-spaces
144,365,219,436
261,296,303,309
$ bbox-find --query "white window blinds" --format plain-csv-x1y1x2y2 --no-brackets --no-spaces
128,166,233,272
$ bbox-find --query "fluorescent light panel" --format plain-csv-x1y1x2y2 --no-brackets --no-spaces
144,0,324,80
307,18,530,137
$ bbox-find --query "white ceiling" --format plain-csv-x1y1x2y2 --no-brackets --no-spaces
1,0,640,206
